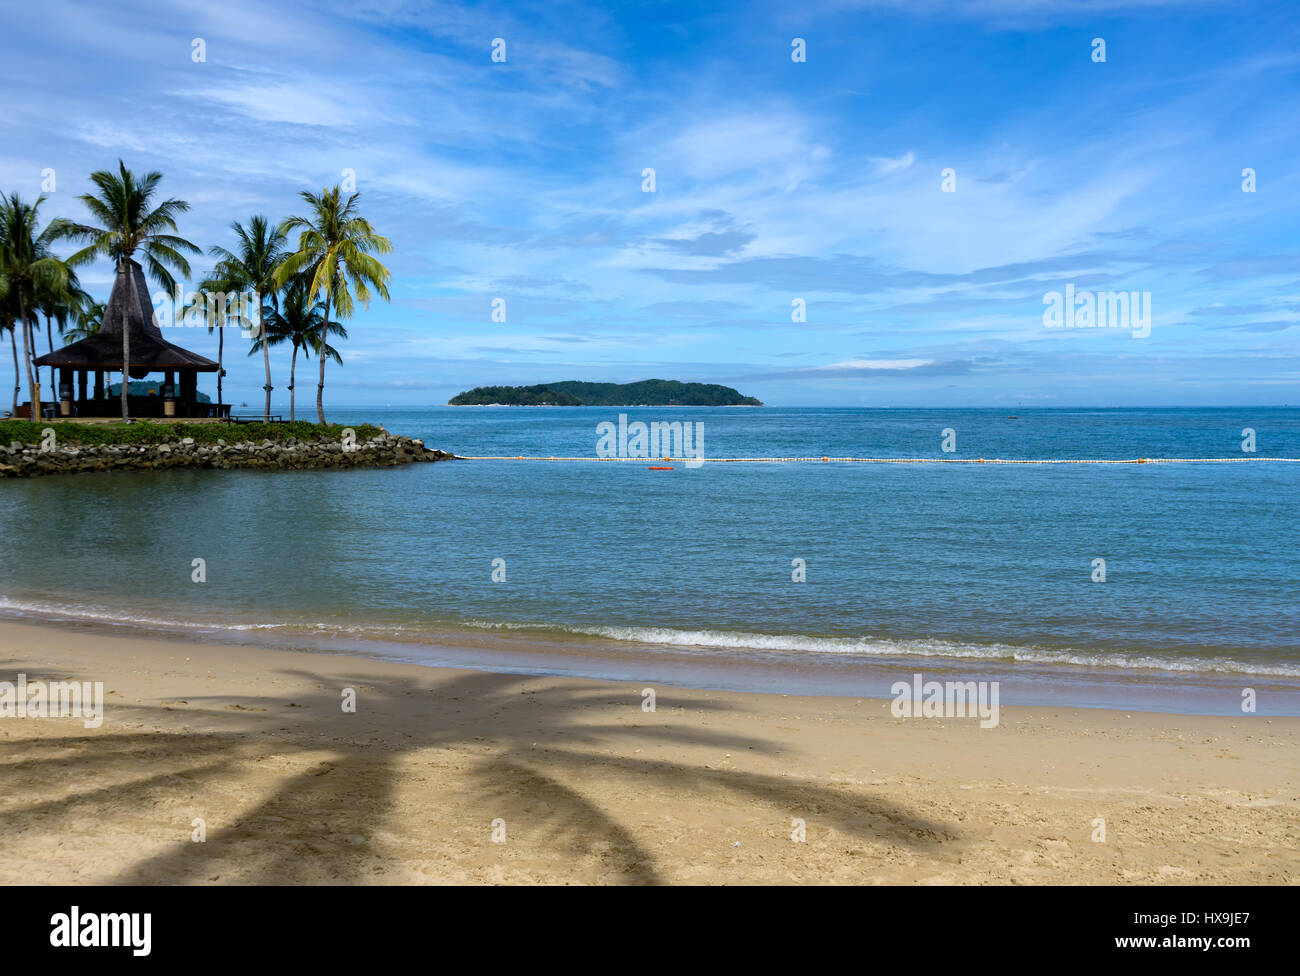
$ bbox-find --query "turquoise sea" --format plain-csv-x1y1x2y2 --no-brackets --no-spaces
2,407,1298,715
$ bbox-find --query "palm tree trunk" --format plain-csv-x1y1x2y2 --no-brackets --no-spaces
316,294,330,425
27,317,41,419
262,307,273,422
217,326,224,411
45,314,56,404
289,343,298,421
18,298,38,421
121,259,133,421
9,326,20,414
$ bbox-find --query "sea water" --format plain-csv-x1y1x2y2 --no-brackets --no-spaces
1,407,1297,714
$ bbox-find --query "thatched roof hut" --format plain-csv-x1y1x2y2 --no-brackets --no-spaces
31,259,224,419
35,259,218,374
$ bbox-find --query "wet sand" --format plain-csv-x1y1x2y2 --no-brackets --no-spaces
0,619,1296,885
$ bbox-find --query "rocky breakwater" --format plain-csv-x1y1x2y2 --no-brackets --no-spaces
0,432,454,478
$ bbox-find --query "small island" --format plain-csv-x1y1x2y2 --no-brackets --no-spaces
449,379,763,407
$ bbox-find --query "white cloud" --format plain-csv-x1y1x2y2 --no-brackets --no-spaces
182,83,363,128
867,150,915,177
819,358,933,370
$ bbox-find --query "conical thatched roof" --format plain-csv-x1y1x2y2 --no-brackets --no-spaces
34,259,218,372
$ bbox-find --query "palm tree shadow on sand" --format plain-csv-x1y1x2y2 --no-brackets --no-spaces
0,666,961,884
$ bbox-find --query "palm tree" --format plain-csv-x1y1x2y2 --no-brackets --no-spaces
4,322,17,415
277,186,391,424
255,277,346,421
193,272,228,410
64,296,105,343
0,296,32,415
60,161,199,421
205,216,287,421
0,193,71,420
34,271,86,403
0,240,16,415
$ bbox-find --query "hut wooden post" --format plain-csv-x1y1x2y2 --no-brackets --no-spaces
58,367,73,416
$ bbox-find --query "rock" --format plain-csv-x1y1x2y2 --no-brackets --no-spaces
0,432,452,478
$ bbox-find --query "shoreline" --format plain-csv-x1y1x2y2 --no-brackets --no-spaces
2,601,1298,717
1,618,1296,884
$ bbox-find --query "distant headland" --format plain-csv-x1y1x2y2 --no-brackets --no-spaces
448,380,763,407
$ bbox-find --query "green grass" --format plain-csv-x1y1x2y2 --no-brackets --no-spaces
0,419,385,446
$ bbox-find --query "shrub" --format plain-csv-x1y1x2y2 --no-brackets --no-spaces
0,419,384,447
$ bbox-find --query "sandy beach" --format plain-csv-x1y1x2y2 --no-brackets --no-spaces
0,618,1296,885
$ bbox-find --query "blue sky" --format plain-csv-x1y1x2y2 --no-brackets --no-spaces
3,0,1299,406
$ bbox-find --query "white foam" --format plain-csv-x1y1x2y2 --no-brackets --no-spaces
4,596,1297,680
464,620,1300,678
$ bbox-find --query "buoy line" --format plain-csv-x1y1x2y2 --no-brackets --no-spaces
454,455,1300,464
